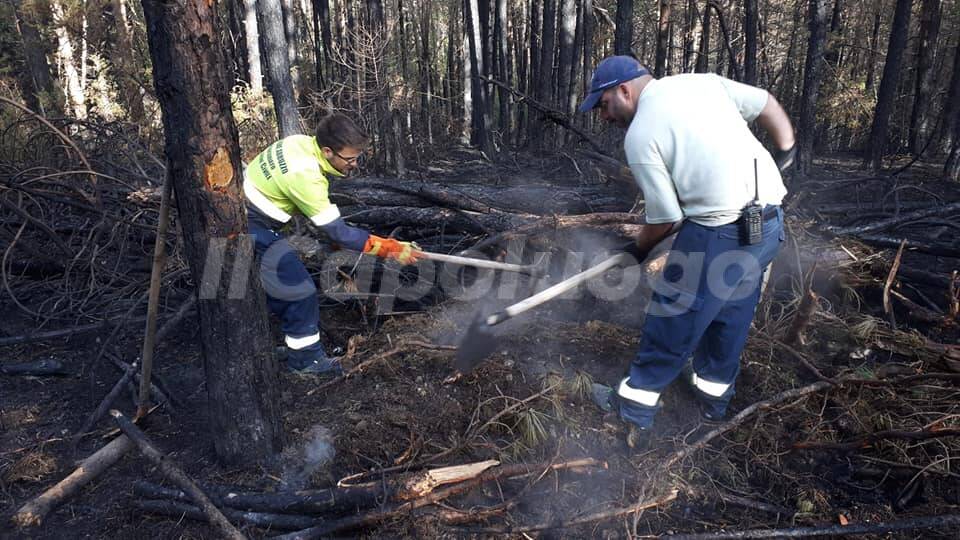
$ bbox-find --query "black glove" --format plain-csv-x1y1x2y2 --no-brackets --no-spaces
616,241,648,263
773,144,797,172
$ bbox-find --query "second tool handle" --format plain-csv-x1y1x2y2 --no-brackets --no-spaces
485,253,631,326
416,250,543,275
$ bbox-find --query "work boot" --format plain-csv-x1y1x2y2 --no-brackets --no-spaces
682,362,729,424
591,383,615,412
289,357,343,376
697,401,727,424
626,425,652,450
288,356,343,376
286,346,343,376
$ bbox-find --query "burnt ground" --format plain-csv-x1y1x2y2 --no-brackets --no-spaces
2,154,960,539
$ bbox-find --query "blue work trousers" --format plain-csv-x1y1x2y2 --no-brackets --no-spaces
618,208,785,428
247,212,325,368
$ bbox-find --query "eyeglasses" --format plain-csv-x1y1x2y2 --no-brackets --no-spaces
332,149,363,165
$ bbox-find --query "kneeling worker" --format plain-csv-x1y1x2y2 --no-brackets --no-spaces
244,114,419,373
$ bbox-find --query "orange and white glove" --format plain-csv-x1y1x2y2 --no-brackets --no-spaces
363,235,421,265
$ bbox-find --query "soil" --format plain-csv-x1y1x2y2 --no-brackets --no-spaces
2,155,959,539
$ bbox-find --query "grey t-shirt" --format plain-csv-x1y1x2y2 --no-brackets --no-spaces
624,74,788,226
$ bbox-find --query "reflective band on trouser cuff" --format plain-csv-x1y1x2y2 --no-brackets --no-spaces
690,373,730,397
244,175,292,223
285,333,321,350
309,205,341,226
617,378,660,407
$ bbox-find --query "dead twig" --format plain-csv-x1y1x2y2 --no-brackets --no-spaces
306,338,455,396
456,488,679,534
761,334,838,385
110,410,246,540
663,380,837,470
784,261,818,345
660,513,960,539
882,239,907,329
275,458,603,539
792,428,960,451
137,174,174,418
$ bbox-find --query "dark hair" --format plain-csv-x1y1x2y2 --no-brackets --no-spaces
315,113,369,151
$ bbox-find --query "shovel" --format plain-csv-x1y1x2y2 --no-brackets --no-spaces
416,250,546,276
454,253,631,374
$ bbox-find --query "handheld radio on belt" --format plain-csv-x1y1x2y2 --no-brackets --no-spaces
740,158,763,245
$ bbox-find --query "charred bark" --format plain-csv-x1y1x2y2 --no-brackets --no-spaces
798,0,829,174
614,0,633,55
140,0,283,465
909,0,941,155
864,0,912,170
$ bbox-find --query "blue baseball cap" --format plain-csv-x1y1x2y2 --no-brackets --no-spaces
579,56,650,112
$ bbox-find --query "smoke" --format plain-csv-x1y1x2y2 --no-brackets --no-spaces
280,425,336,490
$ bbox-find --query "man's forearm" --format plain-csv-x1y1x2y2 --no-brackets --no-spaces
756,93,795,150
635,221,680,256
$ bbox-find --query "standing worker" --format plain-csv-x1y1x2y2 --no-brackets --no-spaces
579,56,796,447
244,114,419,373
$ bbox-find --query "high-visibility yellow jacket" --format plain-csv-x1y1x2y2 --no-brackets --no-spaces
244,135,369,251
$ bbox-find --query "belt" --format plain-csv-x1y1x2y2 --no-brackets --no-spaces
762,205,780,220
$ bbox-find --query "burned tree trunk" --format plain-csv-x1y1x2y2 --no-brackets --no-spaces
257,0,302,136
744,0,758,85
947,109,960,181
864,0,912,170
280,0,300,94
614,0,633,55
864,4,881,93
695,2,711,73
654,0,670,78
140,0,283,466
798,0,829,175
10,0,60,115
941,38,960,158
538,0,557,106
464,0,492,154
909,0,941,155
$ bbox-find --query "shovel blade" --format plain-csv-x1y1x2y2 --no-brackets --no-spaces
454,313,498,374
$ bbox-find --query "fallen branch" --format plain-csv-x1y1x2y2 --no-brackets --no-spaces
11,435,133,527
476,75,606,154
134,499,318,531
134,459,500,515
0,358,70,377
761,335,837,385
456,488,679,534
715,491,795,517
0,297,195,349
106,353,177,409
792,427,960,451
663,381,837,470
661,512,960,539
826,201,960,237
275,458,603,539
0,317,148,347
855,233,960,259
890,289,946,324
110,410,245,539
